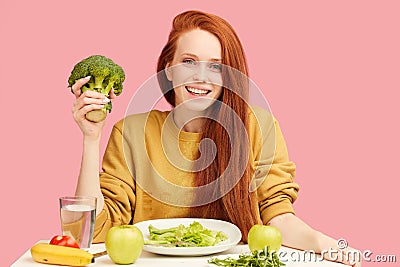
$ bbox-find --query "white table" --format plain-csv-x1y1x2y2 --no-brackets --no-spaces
12,242,345,266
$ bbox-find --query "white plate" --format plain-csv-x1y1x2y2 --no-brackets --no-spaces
134,218,242,256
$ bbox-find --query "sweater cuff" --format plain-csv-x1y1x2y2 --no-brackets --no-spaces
261,199,295,224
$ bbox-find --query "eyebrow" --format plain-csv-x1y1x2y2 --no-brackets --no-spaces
181,53,222,62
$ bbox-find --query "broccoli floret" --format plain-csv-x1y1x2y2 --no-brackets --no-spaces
68,55,125,122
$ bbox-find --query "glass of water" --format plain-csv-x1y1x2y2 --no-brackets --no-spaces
59,196,97,250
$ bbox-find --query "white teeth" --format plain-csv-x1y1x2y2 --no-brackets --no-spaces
186,86,209,95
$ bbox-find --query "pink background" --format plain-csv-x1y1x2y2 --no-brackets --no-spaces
1,0,399,266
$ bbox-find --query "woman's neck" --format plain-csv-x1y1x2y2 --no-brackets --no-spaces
172,109,208,133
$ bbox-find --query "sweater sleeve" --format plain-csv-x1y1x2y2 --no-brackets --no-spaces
92,120,136,243
251,108,300,225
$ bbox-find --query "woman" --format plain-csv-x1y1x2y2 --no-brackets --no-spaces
71,10,360,266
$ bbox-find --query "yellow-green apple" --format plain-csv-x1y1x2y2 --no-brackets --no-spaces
105,225,144,264
247,224,282,252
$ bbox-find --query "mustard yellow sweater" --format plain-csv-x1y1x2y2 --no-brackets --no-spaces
93,106,299,242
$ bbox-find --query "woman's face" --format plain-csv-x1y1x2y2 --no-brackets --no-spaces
166,29,223,111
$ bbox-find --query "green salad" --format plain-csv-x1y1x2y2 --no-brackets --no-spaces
208,246,285,267
144,221,228,247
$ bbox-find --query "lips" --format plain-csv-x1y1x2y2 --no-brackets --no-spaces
185,86,211,96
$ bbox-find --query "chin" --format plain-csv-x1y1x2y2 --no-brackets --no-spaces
181,98,218,112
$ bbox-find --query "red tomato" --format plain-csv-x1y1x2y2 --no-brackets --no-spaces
49,235,80,248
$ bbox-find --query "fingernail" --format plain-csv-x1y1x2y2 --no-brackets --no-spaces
103,97,110,103
84,76,91,80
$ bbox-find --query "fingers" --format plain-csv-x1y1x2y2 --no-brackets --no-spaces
71,76,91,97
73,104,105,123
72,90,110,122
340,247,362,267
73,91,109,112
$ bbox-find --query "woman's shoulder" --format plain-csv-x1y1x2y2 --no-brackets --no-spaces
248,105,275,125
113,110,170,132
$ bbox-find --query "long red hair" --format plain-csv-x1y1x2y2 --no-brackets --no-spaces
157,10,260,241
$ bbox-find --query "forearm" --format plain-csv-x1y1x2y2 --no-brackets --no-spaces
268,213,361,266
75,136,105,215
268,213,320,251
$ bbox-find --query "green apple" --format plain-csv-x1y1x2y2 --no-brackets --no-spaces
247,224,282,252
105,225,144,264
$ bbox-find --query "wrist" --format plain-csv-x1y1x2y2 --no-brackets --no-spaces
315,231,336,254
83,134,101,144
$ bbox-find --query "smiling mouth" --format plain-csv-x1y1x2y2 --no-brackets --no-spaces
185,86,211,96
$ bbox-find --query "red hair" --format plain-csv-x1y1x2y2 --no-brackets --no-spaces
157,10,260,241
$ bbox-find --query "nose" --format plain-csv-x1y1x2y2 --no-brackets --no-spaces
193,62,208,81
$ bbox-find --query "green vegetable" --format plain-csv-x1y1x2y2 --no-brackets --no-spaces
208,246,285,267
67,55,125,122
145,221,227,247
